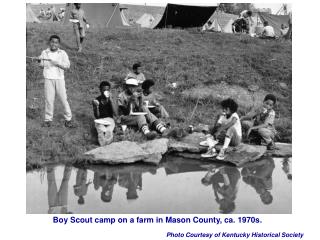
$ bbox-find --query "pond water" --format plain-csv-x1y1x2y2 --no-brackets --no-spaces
26,156,292,214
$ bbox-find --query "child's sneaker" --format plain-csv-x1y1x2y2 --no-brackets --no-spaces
216,149,226,160
201,148,217,158
65,120,77,128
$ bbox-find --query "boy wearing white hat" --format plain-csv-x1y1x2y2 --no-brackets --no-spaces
118,78,168,140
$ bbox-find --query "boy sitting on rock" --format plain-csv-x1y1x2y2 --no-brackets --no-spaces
201,98,242,160
241,94,277,150
92,81,118,146
117,78,168,140
141,79,169,119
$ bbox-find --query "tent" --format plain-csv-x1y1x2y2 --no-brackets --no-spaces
64,3,124,28
154,4,217,29
150,14,162,28
26,4,41,23
257,12,290,36
206,11,238,33
120,7,130,26
136,13,155,28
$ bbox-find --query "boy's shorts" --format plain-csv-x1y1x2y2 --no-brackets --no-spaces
73,23,85,38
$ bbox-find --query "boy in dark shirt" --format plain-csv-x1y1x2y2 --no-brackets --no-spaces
92,81,118,146
141,79,169,119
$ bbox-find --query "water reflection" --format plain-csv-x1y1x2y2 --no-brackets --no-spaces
281,158,292,180
241,158,275,205
27,156,292,214
47,166,72,214
73,168,92,205
201,166,240,214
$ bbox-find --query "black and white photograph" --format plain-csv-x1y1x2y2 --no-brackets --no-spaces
26,2,292,214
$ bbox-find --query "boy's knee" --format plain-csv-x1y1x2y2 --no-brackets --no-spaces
136,115,147,126
258,128,272,138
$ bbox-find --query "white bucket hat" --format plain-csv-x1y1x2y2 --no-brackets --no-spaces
125,78,139,86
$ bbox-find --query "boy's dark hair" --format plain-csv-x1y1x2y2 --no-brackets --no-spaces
263,21,269,26
49,35,60,43
99,81,111,89
220,98,238,113
247,10,252,16
141,79,155,90
264,94,277,104
132,63,141,70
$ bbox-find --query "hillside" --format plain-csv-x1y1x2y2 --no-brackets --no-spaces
26,23,292,170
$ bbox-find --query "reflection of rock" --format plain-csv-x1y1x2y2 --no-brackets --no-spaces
273,143,292,157
217,144,266,166
168,132,207,153
84,139,168,164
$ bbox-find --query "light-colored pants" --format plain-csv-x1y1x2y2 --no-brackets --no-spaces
242,120,275,144
120,106,158,130
44,78,72,122
95,118,115,146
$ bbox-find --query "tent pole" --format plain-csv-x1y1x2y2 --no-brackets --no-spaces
106,3,118,27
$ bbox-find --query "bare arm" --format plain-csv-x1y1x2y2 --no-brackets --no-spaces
215,117,237,136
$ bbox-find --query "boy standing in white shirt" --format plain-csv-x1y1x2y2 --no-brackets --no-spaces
38,35,75,128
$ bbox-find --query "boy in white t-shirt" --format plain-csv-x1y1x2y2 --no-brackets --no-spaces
201,98,242,160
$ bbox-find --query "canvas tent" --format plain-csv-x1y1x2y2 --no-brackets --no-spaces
154,4,217,29
120,7,130,26
136,13,155,28
205,11,238,33
257,12,290,36
26,4,41,23
64,3,124,28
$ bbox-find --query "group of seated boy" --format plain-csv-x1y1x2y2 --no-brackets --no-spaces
93,62,277,161
92,63,170,146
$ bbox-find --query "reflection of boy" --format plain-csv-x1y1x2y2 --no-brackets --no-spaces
141,79,169,119
241,158,275,205
92,81,118,146
73,169,91,205
118,172,142,200
241,94,277,150
47,166,72,214
201,166,240,214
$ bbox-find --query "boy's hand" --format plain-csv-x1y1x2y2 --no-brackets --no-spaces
50,60,60,66
93,100,99,106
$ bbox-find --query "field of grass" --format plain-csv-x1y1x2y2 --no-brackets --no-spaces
26,22,292,170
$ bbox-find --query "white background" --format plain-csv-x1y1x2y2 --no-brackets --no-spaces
1,0,320,239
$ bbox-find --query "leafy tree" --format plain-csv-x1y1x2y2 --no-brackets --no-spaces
218,3,254,15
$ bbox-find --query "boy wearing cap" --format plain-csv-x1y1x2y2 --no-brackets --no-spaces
125,63,146,84
92,81,119,146
118,78,168,140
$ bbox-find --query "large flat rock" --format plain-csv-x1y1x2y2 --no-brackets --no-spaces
84,139,169,165
174,144,266,167
168,132,207,153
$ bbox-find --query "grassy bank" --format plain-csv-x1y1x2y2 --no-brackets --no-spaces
26,23,292,169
